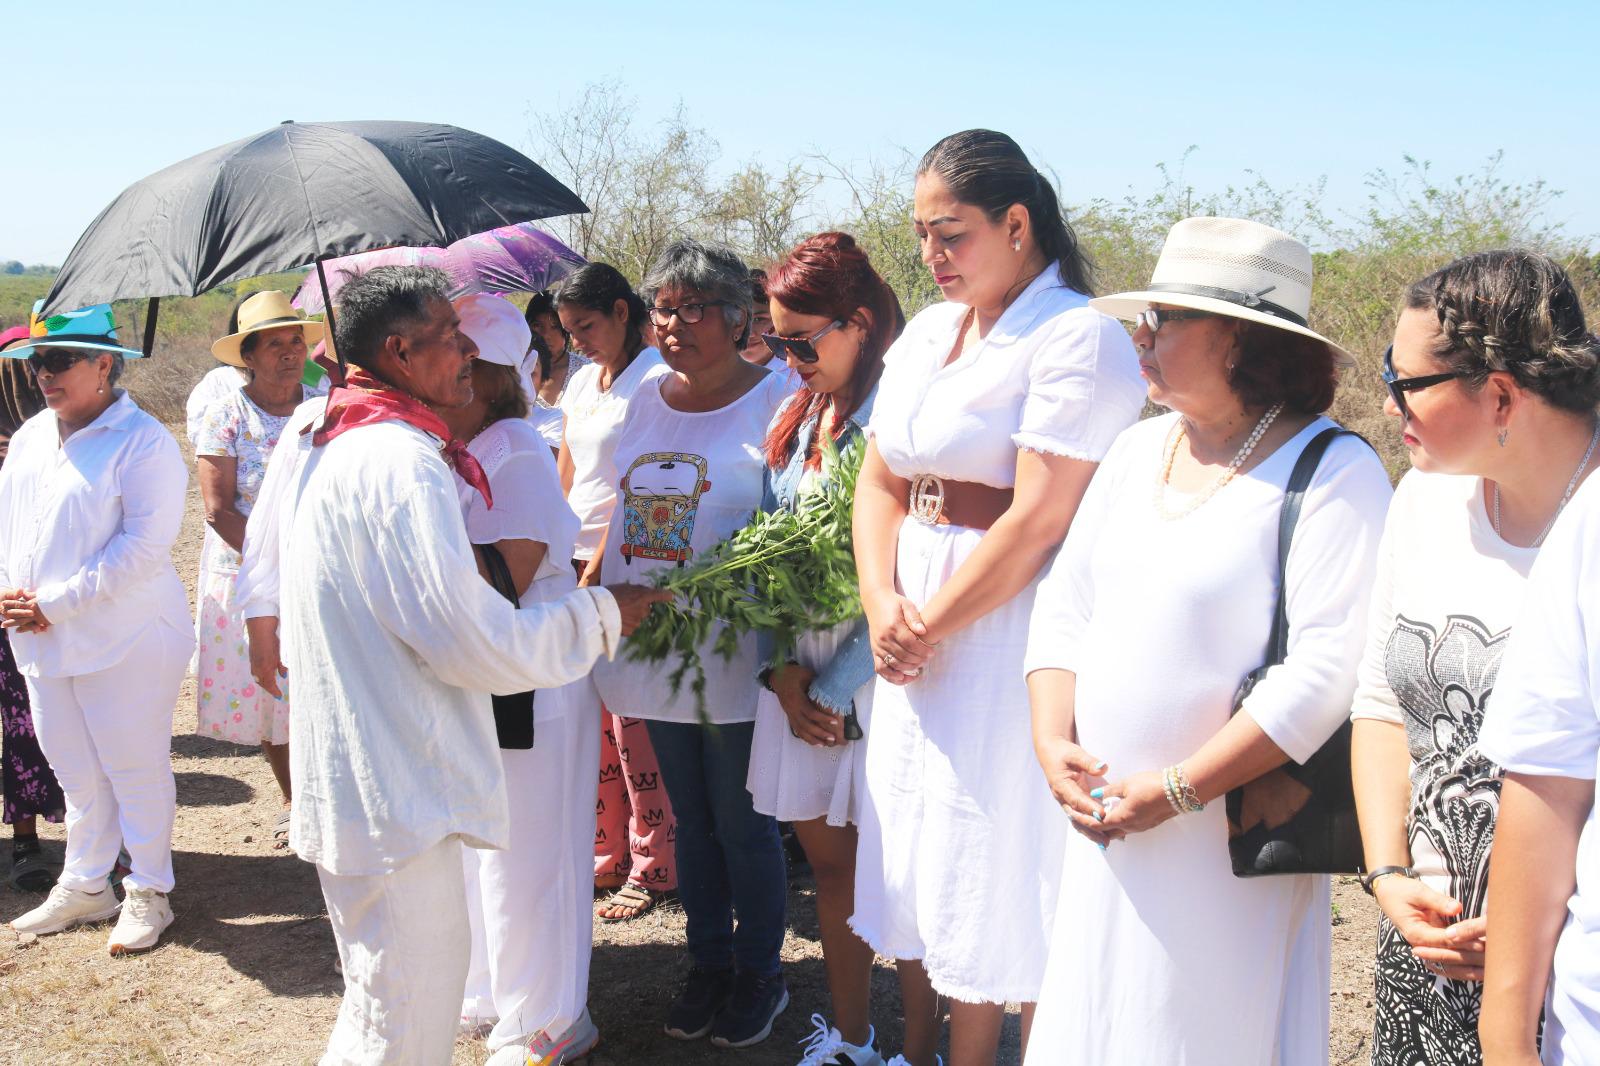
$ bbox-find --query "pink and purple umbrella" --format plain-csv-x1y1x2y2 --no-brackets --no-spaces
293,223,586,313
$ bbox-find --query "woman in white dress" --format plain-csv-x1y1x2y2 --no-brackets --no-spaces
554,264,681,923
1352,252,1600,1065
440,295,605,1066
744,232,904,1066
193,290,323,842
1023,217,1393,1065
522,289,587,453
851,130,1145,1066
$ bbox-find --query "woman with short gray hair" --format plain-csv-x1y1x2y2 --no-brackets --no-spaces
592,238,794,1048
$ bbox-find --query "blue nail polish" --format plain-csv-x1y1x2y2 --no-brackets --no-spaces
1090,787,1105,799
1096,842,1107,852
1094,811,1103,822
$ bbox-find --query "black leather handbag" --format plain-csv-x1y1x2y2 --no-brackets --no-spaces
478,543,535,750
1226,428,1368,878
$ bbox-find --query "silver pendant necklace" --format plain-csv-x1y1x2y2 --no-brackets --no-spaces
1492,419,1600,547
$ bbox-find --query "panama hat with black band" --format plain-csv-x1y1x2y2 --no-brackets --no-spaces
211,290,324,368
1090,216,1355,368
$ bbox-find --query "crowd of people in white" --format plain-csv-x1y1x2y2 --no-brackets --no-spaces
2,128,1598,1066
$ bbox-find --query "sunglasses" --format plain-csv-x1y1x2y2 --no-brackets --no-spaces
1381,345,1470,420
26,349,93,376
647,301,730,327
760,320,843,365
1135,307,1214,334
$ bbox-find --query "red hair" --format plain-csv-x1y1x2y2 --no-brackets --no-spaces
763,232,904,469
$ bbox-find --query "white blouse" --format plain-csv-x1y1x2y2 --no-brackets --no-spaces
457,417,585,724
560,348,667,560
1479,476,1600,1066
870,265,1146,483
591,371,791,725
0,392,193,678
275,418,622,875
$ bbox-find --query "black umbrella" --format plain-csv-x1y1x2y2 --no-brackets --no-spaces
41,120,588,352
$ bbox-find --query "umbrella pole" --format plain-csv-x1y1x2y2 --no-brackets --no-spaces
141,297,160,357
316,258,342,372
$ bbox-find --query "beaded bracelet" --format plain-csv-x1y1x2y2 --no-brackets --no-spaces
1163,764,1205,814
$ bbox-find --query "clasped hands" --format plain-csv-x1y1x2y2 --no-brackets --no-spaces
1,587,50,633
1371,874,1487,982
1036,735,1181,847
769,662,847,748
865,589,938,685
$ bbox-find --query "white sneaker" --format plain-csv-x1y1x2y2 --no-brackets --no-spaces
9,883,121,935
884,1056,942,1066
107,888,173,955
797,1013,883,1065
485,1008,600,1064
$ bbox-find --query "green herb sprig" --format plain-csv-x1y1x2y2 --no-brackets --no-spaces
625,435,865,715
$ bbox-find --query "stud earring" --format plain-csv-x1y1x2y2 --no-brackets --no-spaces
1498,428,1509,447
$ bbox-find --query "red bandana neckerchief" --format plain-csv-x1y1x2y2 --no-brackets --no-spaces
311,368,493,508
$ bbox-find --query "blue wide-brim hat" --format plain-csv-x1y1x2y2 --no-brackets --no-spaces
1,299,146,360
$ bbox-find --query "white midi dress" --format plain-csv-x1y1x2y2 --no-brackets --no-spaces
848,266,1145,1003
1022,414,1393,1065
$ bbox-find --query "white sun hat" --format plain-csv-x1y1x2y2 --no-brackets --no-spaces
1089,216,1354,368
454,294,535,400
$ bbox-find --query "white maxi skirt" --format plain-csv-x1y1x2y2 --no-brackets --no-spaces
849,517,1067,1004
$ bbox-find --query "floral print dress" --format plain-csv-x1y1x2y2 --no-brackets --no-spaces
193,387,303,745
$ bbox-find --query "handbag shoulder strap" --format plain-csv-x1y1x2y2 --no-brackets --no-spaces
477,542,520,606
1264,426,1373,665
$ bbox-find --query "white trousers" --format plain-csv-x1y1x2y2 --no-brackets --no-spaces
319,835,470,1066
462,683,601,1050
25,623,189,895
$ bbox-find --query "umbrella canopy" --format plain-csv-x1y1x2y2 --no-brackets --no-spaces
42,120,588,314
293,223,586,314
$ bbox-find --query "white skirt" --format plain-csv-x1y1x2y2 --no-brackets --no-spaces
848,518,1066,1004
746,621,873,827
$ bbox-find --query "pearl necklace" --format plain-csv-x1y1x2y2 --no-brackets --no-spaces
1155,403,1284,520
1492,418,1600,547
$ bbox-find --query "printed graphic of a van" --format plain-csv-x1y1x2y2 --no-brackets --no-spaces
619,452,711,566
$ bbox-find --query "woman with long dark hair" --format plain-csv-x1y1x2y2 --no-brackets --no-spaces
745,232,903,1065
850,130,1145,1065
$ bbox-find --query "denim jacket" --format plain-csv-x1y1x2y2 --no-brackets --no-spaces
757,387,878,714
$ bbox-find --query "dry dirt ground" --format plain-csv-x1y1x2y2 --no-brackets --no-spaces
0,436,1381,1065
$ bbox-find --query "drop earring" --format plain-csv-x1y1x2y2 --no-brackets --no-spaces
1498,428,1509,447
1012,240,1022,252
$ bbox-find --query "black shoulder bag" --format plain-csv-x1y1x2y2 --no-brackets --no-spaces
1226,427,1368,877
478,543,535,750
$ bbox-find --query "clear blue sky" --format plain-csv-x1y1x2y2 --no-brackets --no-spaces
3,0,1594,264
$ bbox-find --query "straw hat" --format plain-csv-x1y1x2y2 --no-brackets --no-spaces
2,300,145,360
1090,217,1354,368
211,290,324,368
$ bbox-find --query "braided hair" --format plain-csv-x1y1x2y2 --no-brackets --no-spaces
1405,251,1600,413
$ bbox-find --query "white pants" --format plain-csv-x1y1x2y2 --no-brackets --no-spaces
318,835,470,1066
25,623,189,895
462,685,602,1050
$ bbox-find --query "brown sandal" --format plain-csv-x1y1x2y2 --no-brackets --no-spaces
597,882,671,922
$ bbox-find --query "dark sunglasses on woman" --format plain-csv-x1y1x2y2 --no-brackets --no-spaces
1381,344,1470,420
760,320,843,364
26,349,92,376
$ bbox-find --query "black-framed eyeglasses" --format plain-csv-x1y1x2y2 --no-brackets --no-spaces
759,320,843,365
1381,345,1470,420
25,348,93,376
1135,307,1214,334
647,301,731,327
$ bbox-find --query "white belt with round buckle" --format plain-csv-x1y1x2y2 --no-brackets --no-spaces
908,473,946,525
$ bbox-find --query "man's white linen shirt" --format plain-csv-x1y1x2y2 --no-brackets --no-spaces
277,417,621,875
0,391,192,678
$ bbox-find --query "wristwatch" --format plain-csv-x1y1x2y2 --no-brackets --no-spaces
1360,865,1417,895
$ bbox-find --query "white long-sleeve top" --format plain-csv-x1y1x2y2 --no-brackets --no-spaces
278,417,622,874
236,395,324,621
0,391,193,678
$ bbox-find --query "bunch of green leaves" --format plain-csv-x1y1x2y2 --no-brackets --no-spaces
625,434,865,716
